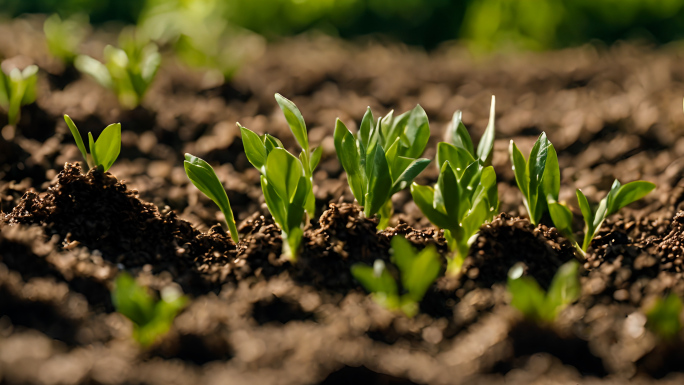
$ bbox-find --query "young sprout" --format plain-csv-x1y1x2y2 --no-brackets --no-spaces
112,272,188,347
509,132,560,226
412,97,498,274
549,179,655,256
0,63,38,126
240,94,320,260
64,114,121,172
334,105,431,230
43,14,89,64
75,29,161,109
351,236,441,317
183,154,239,244
646,293,683,339
507,260,581,323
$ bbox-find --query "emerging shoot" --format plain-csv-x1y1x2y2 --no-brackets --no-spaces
43,13,89,64
507,260,581,323
112,272,188,347
64,114,121,172
351,236,441,317
240,94,320,260
183,153,239,244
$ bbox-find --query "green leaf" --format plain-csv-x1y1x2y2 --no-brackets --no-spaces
351,260,398,302
184,154,239,243
261,175,287,230
541,143,560,202
447,110,475,157
64,115,89,167
359,107,375,151
576,189,594,252
476,95,496,164
263,134,284,152
93,123,121,172
403,245,441,303
481,166,499,215
402,105,430,159
435,161,460,218
364,145,392,217
75,54,113,89
436,142,476,173
410,183,454,229
391,236,415,275
544,260,580,321
509,140,529,209
508,263,547,321
275,93,308,151
265,148,303,204
646,293,683,339
527,133,551,220
310,146,323,171
548,201,574,241
334,119,365,203
608,180,655,215
240,124,268,172
389,157,430,196
88,132,98,167
287,176,309,232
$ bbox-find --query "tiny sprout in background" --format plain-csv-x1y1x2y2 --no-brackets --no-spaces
334,104,431,230
112,272,188,347
43,14,89,65
646,293,683,340
75,28,161,109
64,114,121,172
507,260,581,323
183,153,239,244
351,236,441,317
0,63,38,126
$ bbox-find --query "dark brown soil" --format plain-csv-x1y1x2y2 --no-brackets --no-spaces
3,17,684,384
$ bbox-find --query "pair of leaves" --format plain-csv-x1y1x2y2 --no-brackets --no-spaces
350,236,441,317
509,132,560,225
64,114,121,172
334,105,431,229
183,153,239,244
445,95,496,166
507,260,581,323
548,179,655,253
112,272,188,347
411,159,498,273
75,35,161,109
0,64,39,126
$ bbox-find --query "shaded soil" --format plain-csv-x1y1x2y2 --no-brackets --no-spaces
3,17,684,385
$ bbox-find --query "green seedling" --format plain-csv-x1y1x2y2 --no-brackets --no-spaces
0,64,38,126
75,30,161,109
509,132,560,226
646,293,683,339
507,260,581,323
64,114,121,172
412,97,498,274
112,272,187,347
334,105,431,230
549,179,655,256
183,153,239,244
351,236,441,317
43,13,89,64
240,94,320,260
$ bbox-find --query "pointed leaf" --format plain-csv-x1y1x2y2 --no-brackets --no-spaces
240,125,268,172
359,107,374,151
608,181,656,215
88,132,98,167
310,146,323,171
544,260,581,321
541,143,560,202
64,115,89,166
184,154,239,243
476,95,496,164
390,157,430,195
275,93,308,151
261,175,287,229
447,110,475,156
508,263,547,321
93,123,121,172
403,245,441,302
265,148,303,204
410,183,454,229
548,201,574,241
436,142,476,173
509,140,529,203
365,145,392,217
334,119,365,203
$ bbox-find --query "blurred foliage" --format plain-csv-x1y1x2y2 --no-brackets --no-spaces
6,0,684,50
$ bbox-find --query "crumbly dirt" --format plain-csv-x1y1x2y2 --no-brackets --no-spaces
3,17,684,385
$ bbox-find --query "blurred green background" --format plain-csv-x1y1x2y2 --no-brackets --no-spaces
3,0,684,51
